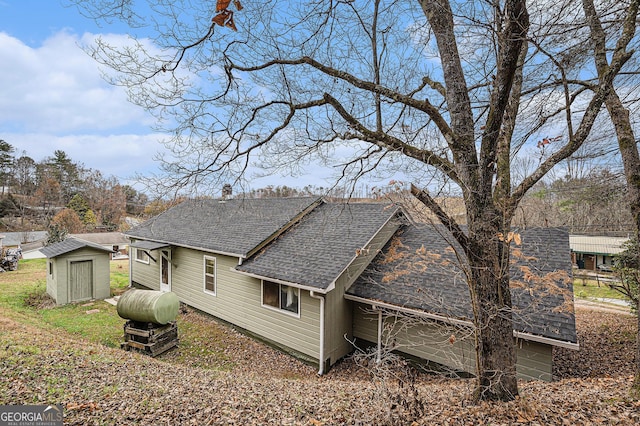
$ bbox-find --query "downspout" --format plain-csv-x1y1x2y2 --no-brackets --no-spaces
310,291,325,375
128,249,132,288
374,305,382,363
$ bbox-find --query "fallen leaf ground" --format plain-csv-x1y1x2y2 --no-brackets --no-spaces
1,305,638,425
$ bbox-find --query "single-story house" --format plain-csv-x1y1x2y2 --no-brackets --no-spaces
41,238,114,305
570,235,629,271
70,232,130,259
126,197,578,381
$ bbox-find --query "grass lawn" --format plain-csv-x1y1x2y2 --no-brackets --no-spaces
0,258,233,370
573,275,628,300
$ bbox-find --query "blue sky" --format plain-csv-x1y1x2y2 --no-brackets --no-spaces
0,1,344,193
0,1,166,188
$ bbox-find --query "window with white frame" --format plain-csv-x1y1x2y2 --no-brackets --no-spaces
262,281,299,315
135,248,150,264
204,256,216,295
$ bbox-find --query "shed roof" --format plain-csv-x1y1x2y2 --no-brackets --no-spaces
236,202,400,290
126,197,322,258
347,226,577,345
40,237,115,258
569,235,628,255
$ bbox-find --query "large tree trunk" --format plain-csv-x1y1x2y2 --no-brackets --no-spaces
467,204,518,401
605,91,640,396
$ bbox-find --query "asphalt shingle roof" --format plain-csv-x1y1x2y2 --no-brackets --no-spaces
40,237,115,258
125,197,322,257
347,225,577,344
236,202,400,290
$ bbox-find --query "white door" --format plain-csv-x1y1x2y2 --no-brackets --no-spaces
160,249,171,292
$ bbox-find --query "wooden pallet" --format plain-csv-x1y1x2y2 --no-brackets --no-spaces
121,320,178,357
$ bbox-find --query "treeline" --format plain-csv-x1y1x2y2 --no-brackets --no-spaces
513,169,633,236
0,140,148,233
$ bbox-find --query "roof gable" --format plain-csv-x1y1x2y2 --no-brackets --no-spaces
126,197,322,257
347,225,577,345
40,237,115,258
236,202,400,290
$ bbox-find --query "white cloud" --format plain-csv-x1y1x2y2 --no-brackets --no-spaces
0,30,168,189
6,132,164,185
0,31,152,134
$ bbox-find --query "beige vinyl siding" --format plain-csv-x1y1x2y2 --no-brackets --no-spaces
352,306,476,373
164,247,322,360
352,303,554,381
131,247,161,290
324,218,401,365
515,340,552,381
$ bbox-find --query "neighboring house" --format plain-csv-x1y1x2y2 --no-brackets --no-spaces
570,235,629,271
41,238,114,305
0,231,48,260
0,230,48,248
70,232,130,259
126,197,578,381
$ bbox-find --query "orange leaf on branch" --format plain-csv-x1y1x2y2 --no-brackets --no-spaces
212,11,229,27
216,0,231,12
225,16,237,31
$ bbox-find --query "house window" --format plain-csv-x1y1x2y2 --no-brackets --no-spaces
48,261,53,277
262,281,299,315
135,248,149,264
204,256,216,295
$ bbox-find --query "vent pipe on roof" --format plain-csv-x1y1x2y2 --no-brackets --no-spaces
221,183,232,201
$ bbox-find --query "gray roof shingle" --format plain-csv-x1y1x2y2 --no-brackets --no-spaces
236,202,400,290
40,237,115,258
347,225,577,344
125,197,322,257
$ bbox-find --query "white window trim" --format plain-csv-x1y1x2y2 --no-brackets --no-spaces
203,255,217,296
261,280,300,318
135,248,150,265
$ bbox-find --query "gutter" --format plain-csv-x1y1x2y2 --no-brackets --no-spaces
126,236,246,260
514,331,580,350
309,291,326,375
345,293,474,327
232,269,329,295
372,305,383,363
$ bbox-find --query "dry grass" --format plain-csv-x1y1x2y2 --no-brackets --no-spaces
1,301,639,425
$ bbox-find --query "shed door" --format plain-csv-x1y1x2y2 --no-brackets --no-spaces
70,260,93,301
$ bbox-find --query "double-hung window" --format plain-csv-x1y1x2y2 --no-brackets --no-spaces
262,281,299,315
135,248,150,264
204,256,216,295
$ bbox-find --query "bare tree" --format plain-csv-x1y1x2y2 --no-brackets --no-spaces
71,0,637,401
581,0,640,396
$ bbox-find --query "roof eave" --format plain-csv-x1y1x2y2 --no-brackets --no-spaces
345,294,580,349
514,330,580,350
344,293,474,327
126,236,247,260
232,268,330,294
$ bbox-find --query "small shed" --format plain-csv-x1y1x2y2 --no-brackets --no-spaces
41,238,114,305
